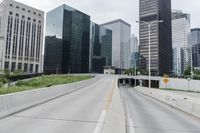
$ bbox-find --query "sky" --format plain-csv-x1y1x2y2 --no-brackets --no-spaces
2,0,200,37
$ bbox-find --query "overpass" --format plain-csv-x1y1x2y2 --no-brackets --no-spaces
118,75,161,88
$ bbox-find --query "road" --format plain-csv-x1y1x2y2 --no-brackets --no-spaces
0,75,117,133
120,86,200,133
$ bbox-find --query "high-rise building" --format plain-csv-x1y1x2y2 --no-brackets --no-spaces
191,28,200,68
172,10,191,76
0,0,44,73
44,5,90,74
139,0,172,75
130,34,139,68
89,22,112,73
101,19,131,72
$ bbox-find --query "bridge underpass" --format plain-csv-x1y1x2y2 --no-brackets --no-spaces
118,77,160,88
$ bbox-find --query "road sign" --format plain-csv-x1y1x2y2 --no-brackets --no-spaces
163,78,169,84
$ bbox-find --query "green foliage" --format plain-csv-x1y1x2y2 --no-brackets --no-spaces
184,67,191,76
125,68,149,75
0,75,91,95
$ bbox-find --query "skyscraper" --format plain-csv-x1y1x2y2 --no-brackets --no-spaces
139,0,172,75
172,10,191,76
0,0,44,73
130,34,139,68
191,28,200,68
89,22,112,73
44,5,90,74
101,19,131,73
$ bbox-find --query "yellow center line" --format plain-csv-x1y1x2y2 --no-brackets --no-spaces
103,78,117,111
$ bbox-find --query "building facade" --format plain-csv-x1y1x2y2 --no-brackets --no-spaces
89,22,112,73
191,28,200,68
172,10,191,76
130,34,139,68
44,5,90,74
139,0,172,75
101,19,131,72
0,0,44,73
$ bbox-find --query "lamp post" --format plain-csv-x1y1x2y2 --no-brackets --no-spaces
190,45,194,79
136,20,163,88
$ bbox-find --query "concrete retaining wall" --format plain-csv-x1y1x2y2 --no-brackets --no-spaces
135,87,200,119
0,77,99,119
159,78,200,92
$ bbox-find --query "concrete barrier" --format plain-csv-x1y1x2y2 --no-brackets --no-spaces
135,87,200,119
0,77,99,119
160,78,200,92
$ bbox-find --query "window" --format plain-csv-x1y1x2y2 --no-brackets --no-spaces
33,19,36,22
38,13,41,16
22,15,25,19
28,10,31,13
4,62,9,69
22,8,25,11
28,17,31,20
9,11,12,15
9,4,13,7
16,6,19,9
11,62,16,71
16,13,19,17
38,20,41,24
33,12,36,15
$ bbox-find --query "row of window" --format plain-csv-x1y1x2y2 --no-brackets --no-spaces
9,11,42,23
5,15,42,62
9,3,42,17
4,61,39,73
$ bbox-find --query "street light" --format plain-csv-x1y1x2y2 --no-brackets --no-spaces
136,20,163,88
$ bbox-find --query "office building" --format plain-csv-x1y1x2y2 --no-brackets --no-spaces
172,10,191,76
0,0,44,73
101,19,131,72
191,28,200,68
44,5,90,74
89,22,112,73
130,34,139,68
139,0,172,75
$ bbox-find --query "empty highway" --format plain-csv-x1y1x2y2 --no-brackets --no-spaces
0,76,117,133
120,87,200,133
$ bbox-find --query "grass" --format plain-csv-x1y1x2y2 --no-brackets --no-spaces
0,75,92,95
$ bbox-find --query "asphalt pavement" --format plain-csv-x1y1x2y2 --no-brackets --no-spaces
0,75,117,133
120,86,200,133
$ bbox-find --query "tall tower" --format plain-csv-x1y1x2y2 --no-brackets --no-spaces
172,10,191,76
0,0,44,73
139,0,172,75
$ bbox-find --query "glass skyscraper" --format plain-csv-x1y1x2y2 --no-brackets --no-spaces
139,0,172,75
191,28,200,68
102,19,131,72
44,5,90,74
89,22,112,73
172,10,191,76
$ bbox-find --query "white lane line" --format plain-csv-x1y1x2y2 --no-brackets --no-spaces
93,110,107,133
93,79,116,133
125,98,135,133
128,118,135,133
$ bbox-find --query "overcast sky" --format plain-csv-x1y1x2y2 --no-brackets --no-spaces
3,0,200,37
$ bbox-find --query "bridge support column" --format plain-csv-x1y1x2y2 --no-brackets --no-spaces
139,79,142,87
123,79,126,86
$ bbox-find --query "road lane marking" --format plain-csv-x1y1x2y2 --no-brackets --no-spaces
124,97,135,133
128,118,135,133
93,78,117,133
